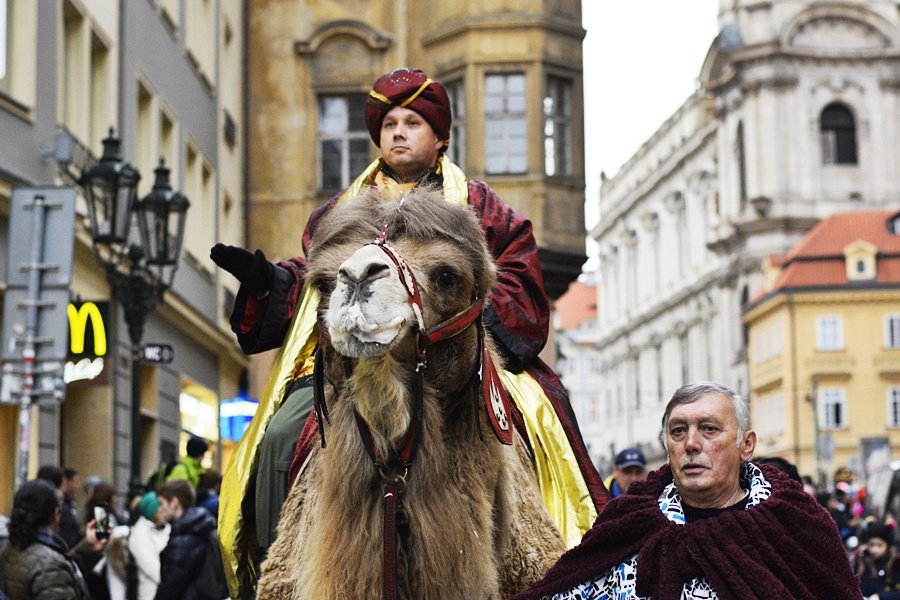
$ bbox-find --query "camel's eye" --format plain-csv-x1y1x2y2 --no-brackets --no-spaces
435,269,459,289
311,276,333,296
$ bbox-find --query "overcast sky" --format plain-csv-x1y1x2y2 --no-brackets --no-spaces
581,1,720,234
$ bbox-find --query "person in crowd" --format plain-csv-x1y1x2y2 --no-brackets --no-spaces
197,469,222,520
166,437,208,489
854,519,900,600
513,381,862,599
36,465,82,550
0,478,107,599
78,481,121,600
0,514,8,554
124,492,171,600
213,67,605,595
154,479,225,600
754,454,802,483
801,474,818,496
60,468,84,547
603,447,647,498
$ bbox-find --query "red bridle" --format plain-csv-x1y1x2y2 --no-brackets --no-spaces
311,221,510,600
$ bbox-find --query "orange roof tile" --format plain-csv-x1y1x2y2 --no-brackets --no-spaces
555,281,598,330
753,211,900,303
783,210,900,260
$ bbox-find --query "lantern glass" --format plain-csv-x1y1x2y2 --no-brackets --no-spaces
83,131,140,247
137,159,190,288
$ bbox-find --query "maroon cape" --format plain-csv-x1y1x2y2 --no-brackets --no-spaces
514,463,862,600
229,179,607,514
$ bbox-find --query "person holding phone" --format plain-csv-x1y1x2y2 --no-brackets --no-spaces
1,479,108,599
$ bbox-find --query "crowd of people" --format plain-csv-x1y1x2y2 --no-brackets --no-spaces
0,436,227,600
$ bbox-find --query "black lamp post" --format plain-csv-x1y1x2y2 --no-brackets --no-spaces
81,130,189,599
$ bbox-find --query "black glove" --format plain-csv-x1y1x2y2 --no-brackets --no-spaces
210,244,275,291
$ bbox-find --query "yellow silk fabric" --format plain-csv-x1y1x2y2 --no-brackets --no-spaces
498,370,597,547
218,156,593,598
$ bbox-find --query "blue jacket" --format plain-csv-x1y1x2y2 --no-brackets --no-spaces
154,507,218,600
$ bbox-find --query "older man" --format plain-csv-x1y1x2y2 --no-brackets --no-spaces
515,381,862,600
212,67,606,597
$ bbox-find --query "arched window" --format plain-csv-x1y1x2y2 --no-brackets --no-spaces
820,103,858,165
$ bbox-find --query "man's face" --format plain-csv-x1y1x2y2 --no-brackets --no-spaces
63,474,80,496
379,106,443,181
613,465,646,493
665,392,756,508
157,495,181,523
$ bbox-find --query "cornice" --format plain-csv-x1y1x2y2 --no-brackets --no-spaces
421,13,585,47
294,20,392,56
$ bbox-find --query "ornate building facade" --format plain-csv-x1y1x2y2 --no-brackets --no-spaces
589,0,900,468
245,0,588,303
0,0,247,513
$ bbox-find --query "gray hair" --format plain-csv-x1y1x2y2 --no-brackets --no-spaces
658,381,751,450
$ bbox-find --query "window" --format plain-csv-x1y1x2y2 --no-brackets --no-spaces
886,315,900,349
820,103,857,165
484,73,527,174
888,387,900,428
0,0,35,107
317,94,370,193
61,1,110,147
543,76,572,176
182,143,215,263
819,387,846,429
446,80,465,170
736,121,747,209
0,0,9,92
816,315,843,351
186,0,214,84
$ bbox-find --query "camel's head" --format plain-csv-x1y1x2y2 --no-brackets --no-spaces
306,188,496,363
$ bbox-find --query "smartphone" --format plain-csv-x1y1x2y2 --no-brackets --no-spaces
93,503,110,540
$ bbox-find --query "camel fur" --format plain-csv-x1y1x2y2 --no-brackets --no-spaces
257,188,565,599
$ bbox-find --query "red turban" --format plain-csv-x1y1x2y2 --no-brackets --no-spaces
365,68,451,149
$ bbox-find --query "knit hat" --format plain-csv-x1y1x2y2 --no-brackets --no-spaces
364,68,451,149
186,436,209,458
861,521,895,545
137,491,160,520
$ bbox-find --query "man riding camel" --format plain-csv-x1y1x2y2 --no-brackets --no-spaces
213,67,608,598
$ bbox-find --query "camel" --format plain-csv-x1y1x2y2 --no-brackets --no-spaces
257,188,565,599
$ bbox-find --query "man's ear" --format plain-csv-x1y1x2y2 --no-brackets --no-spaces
740,431,757,461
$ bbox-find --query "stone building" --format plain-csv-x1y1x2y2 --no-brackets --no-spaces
245,0,588,305
589,0,900,467
0,0,246,513
743,210,900,482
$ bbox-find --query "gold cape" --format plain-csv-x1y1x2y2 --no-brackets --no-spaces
218,156,597,598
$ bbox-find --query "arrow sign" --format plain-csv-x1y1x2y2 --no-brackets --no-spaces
141,343,174,365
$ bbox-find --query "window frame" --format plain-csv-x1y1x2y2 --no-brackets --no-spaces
445,79,466,171
820,102,858,165
316,93,371,194
888,387,900,429
543,75,572,177
484,72,527,175
885,314,900,349
818,387,847,430
815,315,844,351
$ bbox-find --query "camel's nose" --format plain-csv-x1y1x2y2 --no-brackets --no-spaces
338,245,392,287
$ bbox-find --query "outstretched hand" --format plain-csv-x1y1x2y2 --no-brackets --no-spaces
210,244,275,291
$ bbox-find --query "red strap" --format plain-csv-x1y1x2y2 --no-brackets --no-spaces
383,481,399,600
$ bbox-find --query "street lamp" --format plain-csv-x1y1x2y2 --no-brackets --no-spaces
81,129,189,599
